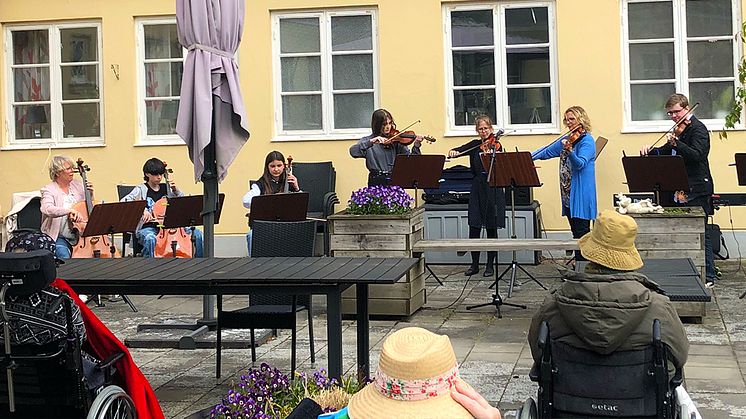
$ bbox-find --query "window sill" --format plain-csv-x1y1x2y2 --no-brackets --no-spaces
272,132,367,142
443,127,561,137
621,122,739,134
1,141,105,151
135,139,187,147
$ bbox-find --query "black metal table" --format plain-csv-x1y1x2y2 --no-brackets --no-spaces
58,257,419,381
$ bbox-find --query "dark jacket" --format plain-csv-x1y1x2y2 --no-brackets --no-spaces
528,266,689,372
450,139,506,228
652,116,714,203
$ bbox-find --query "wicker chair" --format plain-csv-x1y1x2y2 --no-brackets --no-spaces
216,219,317,379
291,162,339,255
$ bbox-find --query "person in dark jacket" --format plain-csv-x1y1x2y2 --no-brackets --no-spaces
527,210,689,375
640,93,716,287
447,115,506,276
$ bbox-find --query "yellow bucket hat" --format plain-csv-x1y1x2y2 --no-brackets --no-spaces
578,210,643,271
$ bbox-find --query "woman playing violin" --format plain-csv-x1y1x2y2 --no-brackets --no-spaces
40,155,94,260
532,106,597,262
350,108,426,186
447,115,506,277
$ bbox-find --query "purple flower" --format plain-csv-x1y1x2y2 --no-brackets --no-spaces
347,185,413,215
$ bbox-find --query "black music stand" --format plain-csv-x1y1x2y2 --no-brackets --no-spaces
390,155,446,285
466,151,542,317
83,200,147,312
622,155,689,204
248,192,309,225
734,153,746,186
133,194,225,349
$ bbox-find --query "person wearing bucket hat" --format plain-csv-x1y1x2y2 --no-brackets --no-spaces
347,327,501,419
527,210,689,376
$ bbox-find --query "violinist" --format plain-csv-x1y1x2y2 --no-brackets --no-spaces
120,158,204,258
640,93,716,287
532,106,597,262
349,108,425,186
242,151,300,254
447,115,506,277
40,155,94,260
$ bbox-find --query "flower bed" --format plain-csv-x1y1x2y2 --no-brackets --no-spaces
347,185,413,215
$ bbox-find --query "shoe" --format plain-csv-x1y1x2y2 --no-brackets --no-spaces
705,280,716,289
79,294,89,304
483,266,494,277
464,266,479,276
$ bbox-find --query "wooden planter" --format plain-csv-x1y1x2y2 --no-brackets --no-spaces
625,207,706,319
329,207,425,318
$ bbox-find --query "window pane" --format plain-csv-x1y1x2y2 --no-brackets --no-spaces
60,27,98,62
280,18,320,53
12,30,49,64
630,83,675,120
505,7,548,45
281,56,321,92
507,47,549,84
15,104,50,139
451,10,493,47
334,93,373,129
13,67,50,101
282,95,322,130
144,24,182,59
453,89,496,126
331,15,372,51
687,0,731,37
453,51,495,86
332,54,373,90
629,43,674,80
146,100,179,135
628,2,673,40
689,81,734,120
61,65,99,99
508,87,551,124
144,62,183,97
63,103,100,137
688,40,733,78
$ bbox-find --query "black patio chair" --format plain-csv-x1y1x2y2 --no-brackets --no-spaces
216,219,317,379
8,196,42,239
291,161,339,255
517,319,682,418
116,184,161,257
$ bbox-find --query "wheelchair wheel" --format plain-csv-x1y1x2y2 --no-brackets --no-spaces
86,385,136,419
515,397,538,419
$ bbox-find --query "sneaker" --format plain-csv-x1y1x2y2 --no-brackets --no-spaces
79,294,89,303
705,280,716,289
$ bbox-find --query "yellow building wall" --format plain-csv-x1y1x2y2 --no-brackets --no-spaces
1,0,745,237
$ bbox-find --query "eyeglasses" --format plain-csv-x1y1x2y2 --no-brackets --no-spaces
666,108,685,116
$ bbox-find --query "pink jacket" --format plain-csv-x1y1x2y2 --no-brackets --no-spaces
40,180,86,240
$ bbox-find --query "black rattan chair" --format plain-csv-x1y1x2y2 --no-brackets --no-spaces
291,162,339,255
216,219,317,379
8,196,42,239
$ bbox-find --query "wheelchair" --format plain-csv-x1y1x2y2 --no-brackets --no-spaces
517,319,683,419
0,250,136,418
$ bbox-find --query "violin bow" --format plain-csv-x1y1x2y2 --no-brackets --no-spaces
647,102,700,150
385,119,421,142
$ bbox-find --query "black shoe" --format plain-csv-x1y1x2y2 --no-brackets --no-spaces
483,266,494,277
464,266,479,276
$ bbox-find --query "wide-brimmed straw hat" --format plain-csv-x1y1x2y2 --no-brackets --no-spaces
578,210,643,271
347,327,472,419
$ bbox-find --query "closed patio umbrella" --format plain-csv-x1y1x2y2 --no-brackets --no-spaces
176,0,250,321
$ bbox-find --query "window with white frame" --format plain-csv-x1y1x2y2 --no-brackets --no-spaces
273,10,377,137
136,18,184,143
623,0,739,128
6,23,103,146
444,3,556,132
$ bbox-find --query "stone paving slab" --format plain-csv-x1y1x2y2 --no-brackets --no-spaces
82,259,746,418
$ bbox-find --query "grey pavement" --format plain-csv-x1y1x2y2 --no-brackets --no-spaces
90,259,746,418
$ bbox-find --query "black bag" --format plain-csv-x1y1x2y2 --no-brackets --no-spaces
710,223,729,260
423,165,472,204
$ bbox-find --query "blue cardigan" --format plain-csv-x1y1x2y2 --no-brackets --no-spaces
532,133,597,220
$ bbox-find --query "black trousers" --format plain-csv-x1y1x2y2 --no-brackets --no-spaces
469,226,497,266
565,208,590,261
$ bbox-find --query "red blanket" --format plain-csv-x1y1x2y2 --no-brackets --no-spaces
52,279,164,419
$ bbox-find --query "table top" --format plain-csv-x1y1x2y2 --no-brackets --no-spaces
58,257,419,288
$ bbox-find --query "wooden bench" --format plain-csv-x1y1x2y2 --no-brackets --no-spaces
413,238,579,253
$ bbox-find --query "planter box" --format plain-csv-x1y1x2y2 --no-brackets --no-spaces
329,207,425,318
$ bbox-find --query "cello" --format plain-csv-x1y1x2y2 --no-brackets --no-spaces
153,164,193,258
70,158,120,258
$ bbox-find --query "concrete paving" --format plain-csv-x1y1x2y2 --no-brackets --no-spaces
90,259,746,418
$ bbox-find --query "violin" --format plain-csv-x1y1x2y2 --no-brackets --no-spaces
562,125,586,150
282,155,293,193
480,133,502,153
154,163,193,258
646,102,700,151
386,129,436,145
70,158,120,258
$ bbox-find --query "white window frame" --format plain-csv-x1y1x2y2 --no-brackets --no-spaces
135,17,186,146
271,8,379,141
4,22,104,149
443,2,559,136
621,0,742,132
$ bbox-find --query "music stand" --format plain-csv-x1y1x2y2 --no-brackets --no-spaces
391,154,446,285
248,192,309,225
466,151,542,317
622,155,689,204
734,153,746,186
83,200,147,312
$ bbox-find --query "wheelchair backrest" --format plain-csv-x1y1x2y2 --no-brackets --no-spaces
0,250,56,297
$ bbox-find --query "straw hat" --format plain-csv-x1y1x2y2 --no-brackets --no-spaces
578,210,643,271
348,327,472,419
